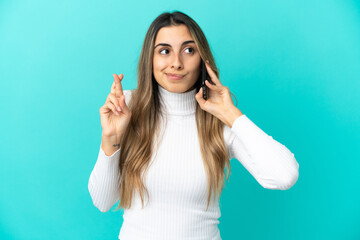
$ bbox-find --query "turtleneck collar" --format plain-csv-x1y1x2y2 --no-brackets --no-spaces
158,84,197,116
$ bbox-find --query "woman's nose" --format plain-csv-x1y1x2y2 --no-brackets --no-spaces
171,54,183,70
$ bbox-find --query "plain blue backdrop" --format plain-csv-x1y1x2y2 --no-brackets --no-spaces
1,0,359,239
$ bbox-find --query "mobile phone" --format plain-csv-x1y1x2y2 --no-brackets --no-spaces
201,60,209,100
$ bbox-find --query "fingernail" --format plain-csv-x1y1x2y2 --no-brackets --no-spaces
117,106,121,111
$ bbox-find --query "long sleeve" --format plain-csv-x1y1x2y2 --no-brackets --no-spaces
88,144,121,212
227,114,299,190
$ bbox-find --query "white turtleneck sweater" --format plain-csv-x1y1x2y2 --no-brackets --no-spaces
88,85,299,240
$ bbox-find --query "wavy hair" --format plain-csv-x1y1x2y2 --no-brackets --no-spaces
115,11,234,211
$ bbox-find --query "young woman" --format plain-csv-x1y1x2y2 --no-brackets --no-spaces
88,11,299,240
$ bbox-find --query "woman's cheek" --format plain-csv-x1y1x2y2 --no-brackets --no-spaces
154,56,168,69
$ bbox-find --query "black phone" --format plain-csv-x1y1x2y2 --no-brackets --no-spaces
201,60,209,100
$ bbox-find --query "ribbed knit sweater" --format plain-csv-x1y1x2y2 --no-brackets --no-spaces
88,85,299,240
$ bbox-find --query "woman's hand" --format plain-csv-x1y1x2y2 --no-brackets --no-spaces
195,61,243,127
99,74,132,137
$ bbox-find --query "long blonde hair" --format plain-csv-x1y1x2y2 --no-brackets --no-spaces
115,11,234,211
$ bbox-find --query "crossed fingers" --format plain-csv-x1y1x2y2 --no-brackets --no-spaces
111,73,124,97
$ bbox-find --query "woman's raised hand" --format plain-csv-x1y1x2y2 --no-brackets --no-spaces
99,74,132,137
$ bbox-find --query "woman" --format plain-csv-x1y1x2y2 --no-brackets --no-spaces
88,11,299,240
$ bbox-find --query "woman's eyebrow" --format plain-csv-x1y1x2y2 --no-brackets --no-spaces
154,40,195,49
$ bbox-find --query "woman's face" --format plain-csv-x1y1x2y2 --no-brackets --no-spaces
153,24,201,93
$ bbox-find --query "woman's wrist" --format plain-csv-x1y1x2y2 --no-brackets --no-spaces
101,134,122,156
220,106,243,128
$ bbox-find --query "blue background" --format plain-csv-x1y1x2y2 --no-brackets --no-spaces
1,0,359,239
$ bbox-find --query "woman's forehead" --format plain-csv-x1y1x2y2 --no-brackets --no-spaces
155,25,193,44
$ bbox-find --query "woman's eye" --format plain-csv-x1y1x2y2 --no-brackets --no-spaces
159,49,169,55
185,47,194,54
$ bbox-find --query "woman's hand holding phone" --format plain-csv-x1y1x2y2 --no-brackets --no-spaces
195,61,243,127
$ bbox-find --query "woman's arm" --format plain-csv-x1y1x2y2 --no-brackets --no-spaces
194,61,299,189
226,114,299,190
88,142,121,212
88,89,134,212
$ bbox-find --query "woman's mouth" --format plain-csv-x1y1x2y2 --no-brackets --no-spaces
166,73,185,80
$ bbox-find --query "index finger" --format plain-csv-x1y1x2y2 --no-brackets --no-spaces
113,73,124,97
205,61,222,86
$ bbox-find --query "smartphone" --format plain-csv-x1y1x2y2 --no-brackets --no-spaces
201,60,209,100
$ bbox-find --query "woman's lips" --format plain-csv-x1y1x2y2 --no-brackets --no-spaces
166,73,185,80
